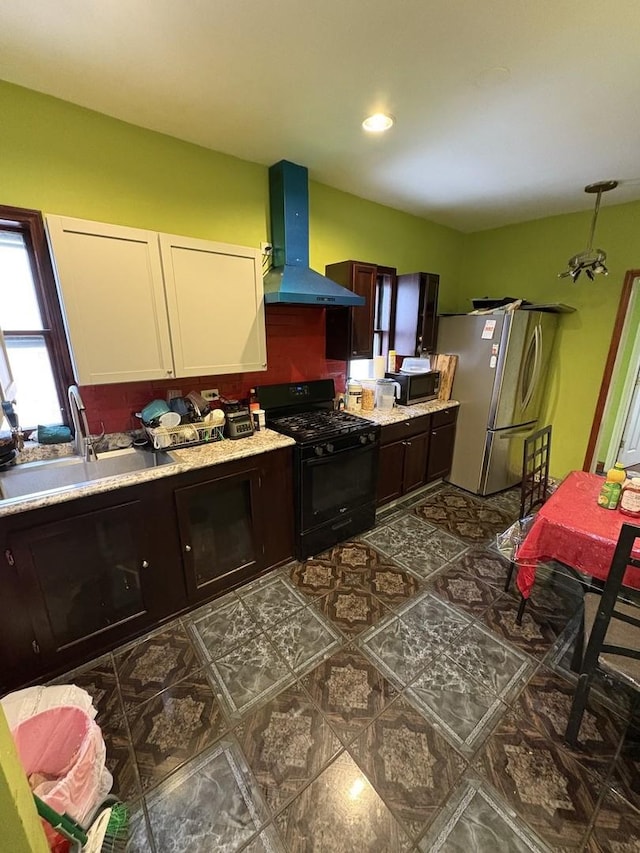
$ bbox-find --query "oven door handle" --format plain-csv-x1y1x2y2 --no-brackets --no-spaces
304,441,377,466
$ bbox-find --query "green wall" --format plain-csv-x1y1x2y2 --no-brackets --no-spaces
460,203,640,476
0,79,463,302
2,77,639,477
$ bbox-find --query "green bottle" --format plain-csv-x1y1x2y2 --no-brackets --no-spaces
597,462,626,510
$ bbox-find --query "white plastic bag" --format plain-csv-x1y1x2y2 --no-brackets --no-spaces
1,684,96,729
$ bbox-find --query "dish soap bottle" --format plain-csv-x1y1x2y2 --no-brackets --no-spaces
597,461,626,509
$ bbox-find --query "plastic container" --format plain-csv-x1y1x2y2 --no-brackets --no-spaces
375,378,399,410
597,461,626,509
360,380,376,412
620,477,640,517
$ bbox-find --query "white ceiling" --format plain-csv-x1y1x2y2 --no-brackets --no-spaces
1,0,639,232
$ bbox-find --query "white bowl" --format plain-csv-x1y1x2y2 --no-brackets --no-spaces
159,411,182,428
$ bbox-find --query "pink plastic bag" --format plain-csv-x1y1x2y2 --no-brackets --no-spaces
13,705,112,847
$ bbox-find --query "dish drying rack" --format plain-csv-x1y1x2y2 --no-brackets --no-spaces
145,420,224,450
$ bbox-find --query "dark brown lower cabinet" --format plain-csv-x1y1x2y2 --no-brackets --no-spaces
427,408,458,483
376,407,458,506
175,465,262,604
0,447,294,692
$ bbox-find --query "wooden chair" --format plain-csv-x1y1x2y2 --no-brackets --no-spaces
565,522,640,746
503,425,552,624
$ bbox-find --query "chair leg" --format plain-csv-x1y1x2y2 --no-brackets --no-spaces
565,671,593,746
505,560,515,592
516,595,527,625
569,612,585,674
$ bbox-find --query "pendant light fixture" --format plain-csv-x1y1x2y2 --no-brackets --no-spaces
559,180,618,282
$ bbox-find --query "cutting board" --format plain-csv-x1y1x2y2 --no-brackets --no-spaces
434,354,458,401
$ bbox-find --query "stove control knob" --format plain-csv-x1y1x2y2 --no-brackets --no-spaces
359,434,368,445
369,432,377,443
314,445,324,457
326,443,334,454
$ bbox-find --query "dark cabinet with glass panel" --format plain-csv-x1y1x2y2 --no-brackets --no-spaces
324,261,397,360
175,467,261,603
393,272,440,358
1,481,184,687
173,447,293,604
11,501,158,654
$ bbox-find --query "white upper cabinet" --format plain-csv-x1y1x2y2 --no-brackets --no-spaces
46,216,267,385
159,234,266,377
46,216,174,385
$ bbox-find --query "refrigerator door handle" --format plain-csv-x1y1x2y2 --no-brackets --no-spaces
521,324,542,413
496,428,537,439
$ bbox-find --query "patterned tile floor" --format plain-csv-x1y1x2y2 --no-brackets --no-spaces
51,483,640,852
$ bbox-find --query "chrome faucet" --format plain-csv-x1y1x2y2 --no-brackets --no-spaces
68,385,101,461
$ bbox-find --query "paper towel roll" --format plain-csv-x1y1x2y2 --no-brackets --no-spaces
373,356,386,379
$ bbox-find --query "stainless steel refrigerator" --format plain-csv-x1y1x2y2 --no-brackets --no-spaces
437,311,558,495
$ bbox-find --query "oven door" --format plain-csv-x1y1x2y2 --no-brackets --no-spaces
298,442,379,534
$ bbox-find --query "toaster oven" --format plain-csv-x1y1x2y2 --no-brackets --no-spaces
385,370,440,406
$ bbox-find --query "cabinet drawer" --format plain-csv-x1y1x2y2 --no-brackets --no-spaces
380,415,431,445
432,407,458,429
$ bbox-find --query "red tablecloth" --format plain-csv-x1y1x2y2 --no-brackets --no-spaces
516,470,640,598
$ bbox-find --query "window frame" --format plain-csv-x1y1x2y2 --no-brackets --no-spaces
0,204,74,428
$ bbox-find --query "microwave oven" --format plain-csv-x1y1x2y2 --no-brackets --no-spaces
385,370,440,406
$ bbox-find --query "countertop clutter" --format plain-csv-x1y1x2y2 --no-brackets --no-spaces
0,398,459,518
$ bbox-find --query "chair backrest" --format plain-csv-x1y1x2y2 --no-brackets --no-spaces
586,522,640,664
520,425,552,519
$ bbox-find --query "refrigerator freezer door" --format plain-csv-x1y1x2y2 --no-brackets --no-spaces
437,314,507,493
491,312,558,429
480,423,540,495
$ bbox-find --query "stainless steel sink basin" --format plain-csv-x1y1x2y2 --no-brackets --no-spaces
0,447,177,501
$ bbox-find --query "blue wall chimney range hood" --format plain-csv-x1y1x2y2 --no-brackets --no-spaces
263,160,365,308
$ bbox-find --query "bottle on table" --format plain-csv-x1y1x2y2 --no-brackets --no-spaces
597,461,626,510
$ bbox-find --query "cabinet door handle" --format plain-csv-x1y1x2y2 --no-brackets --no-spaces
32,640,40,655
185,544,192,552
406,441,412,446
142,560,149,568
166,369,173,375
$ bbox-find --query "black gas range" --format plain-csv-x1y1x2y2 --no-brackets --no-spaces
257,380,380,559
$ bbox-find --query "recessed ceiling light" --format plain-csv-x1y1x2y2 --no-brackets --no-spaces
362,113,394,132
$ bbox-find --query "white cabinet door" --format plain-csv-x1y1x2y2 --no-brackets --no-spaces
159,234,266,377
46,216,174,385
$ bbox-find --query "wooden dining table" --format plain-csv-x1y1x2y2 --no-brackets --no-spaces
516,470,640,599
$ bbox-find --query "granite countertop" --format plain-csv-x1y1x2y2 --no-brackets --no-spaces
0,429,295,518
357,398,459,426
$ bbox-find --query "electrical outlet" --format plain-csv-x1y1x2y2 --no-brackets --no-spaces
201,388,219,401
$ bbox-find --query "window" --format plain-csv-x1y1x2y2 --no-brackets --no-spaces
0,206,73,429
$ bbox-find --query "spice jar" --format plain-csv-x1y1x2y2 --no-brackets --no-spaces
620,477,640,518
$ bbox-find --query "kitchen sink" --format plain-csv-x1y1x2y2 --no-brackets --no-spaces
0,446,177,502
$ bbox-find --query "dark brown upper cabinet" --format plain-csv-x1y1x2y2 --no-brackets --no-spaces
325,261,396,360
393,272,440,358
